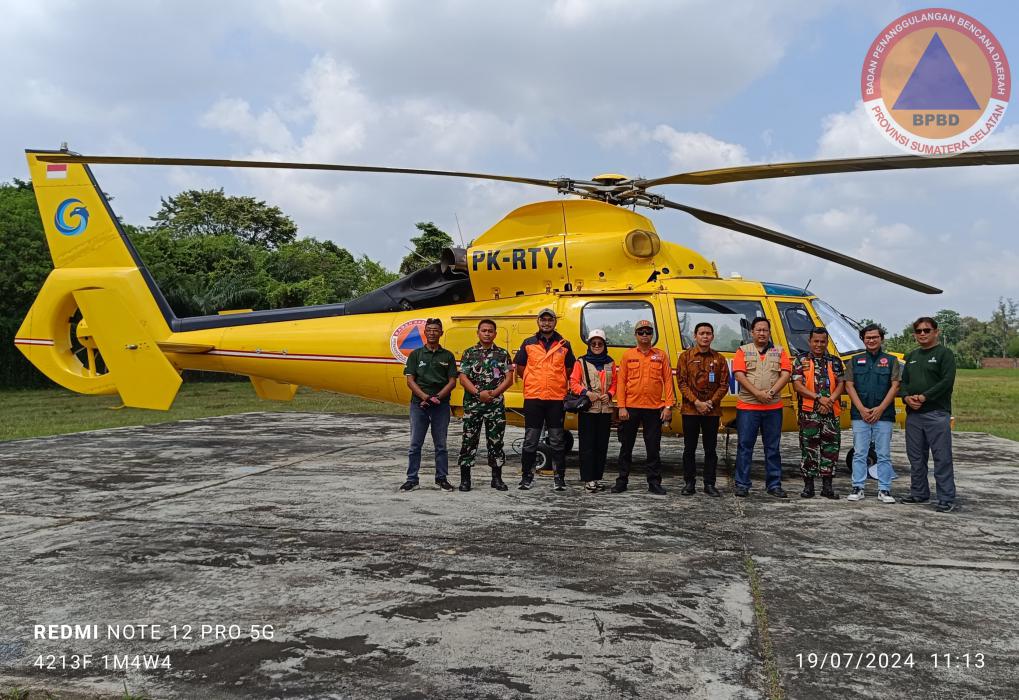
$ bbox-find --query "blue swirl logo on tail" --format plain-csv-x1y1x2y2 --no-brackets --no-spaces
55,198,90,236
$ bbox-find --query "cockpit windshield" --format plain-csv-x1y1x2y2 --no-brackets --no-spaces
811,299,865,355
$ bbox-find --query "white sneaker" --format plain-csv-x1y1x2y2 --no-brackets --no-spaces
877,490,896,504
846,486,865,502
585,481,599,492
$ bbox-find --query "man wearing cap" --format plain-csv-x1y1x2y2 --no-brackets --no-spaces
675,322,729,497
513,308,576,491
791,327,845,499
612,319,675,495
732,317,792,498
401,318,459,492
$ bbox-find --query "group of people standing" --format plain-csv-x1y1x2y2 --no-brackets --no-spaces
399,311,957,512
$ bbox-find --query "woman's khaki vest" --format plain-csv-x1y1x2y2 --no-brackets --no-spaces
737,343,785,405
578,359,615,414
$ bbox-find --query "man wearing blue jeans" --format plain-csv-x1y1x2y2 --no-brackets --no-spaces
731,318,792,498
844,323,901,504
401,318,458,492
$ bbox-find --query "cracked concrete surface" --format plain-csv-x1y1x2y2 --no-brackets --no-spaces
0,413,1016,699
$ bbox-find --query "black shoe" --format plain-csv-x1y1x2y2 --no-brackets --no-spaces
767,487,788,499
458,479,471,492
610,482,627,494
518,479,533,490
733,486,749,497
399,480,419,492
820,476,838,500
648,482,667,496
704,484,722,497
436,479,455,492
800,477,815,499
681,482,696,496
491,478,508,491
899,494,930,504
935,501,956,513
553,476,566,491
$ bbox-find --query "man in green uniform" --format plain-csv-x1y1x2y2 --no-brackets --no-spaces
791,327,845,499
899,316,957,512
457,319,514,492
402,318,458,492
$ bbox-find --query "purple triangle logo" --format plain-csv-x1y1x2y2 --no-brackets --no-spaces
400,326,425,351
893,32,979,109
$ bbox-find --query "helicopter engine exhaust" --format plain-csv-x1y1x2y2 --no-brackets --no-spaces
441,247,469,274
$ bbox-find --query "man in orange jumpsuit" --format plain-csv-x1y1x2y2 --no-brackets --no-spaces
611,319,675,495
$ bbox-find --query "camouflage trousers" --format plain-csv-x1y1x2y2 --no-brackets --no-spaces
798,410,841,478
458,400,506,473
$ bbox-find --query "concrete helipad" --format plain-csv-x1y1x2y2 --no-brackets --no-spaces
0,413,1017,699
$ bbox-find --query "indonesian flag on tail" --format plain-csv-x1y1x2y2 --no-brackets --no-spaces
46,163,68,179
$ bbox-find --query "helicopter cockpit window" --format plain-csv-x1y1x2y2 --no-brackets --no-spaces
674,299,765,353
776,301,815,356
811,299,865,355
581,301,656,347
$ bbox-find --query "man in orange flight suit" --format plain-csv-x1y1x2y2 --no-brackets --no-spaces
611,319,675,495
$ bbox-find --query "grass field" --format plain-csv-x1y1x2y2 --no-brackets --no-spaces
0,369,1015,443
951,368,1019,442
0,382,403,442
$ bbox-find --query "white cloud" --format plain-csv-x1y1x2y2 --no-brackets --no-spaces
599,124,751,172
815,102,898,158
201,98,294,152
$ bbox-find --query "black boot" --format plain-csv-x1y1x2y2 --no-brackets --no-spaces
458,468,471,492
821,476,838,499
491,466,508,491
800,477,815,499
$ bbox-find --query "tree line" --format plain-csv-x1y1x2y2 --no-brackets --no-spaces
874,302,1019,369
0,180,452,388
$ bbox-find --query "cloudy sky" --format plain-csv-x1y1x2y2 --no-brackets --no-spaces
2,0,1017,330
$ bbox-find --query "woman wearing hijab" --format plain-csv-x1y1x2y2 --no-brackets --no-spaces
570,329,618,492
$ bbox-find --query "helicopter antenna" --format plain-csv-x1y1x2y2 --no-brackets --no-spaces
402,245,436,264
454,213,466,248
804,278,812,291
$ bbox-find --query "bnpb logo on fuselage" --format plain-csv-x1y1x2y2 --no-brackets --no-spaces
861,8,1010,155
55,198,90,236
390,319,429,364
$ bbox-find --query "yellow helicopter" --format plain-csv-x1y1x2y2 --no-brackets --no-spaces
15,148,1019,466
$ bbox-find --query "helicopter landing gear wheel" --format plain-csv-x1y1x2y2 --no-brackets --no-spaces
534,444,552,473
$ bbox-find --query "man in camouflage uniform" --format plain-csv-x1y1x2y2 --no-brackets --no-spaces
457,319,514,492
791,327,846,499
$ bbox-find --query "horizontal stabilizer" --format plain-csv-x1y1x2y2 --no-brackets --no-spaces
73,288,182,410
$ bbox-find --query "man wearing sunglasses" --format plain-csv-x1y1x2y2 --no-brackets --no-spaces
899,317,957,512
612,319,675,495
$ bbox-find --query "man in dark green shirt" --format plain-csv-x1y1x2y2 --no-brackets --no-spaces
899,316,957,512
401,318,458,492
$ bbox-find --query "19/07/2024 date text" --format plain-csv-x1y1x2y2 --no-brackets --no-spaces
796,652,986,670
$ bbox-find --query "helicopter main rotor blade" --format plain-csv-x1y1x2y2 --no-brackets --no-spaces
642,149,1019,187
659,198,942,294
37,154,562,190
